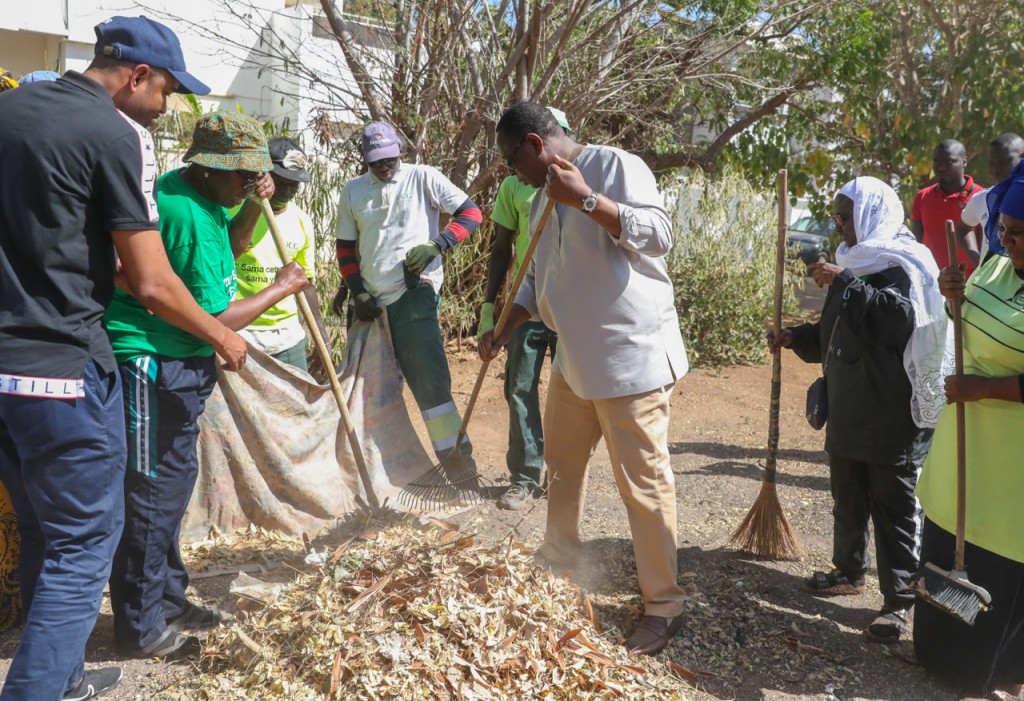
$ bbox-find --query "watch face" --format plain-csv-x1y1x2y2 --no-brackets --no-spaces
583,192,598,212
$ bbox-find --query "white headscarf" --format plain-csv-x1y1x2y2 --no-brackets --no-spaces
834,176,952,428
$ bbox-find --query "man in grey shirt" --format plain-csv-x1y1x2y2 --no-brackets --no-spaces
480,101,688,656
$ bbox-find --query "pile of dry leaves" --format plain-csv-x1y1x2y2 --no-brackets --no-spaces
187,514,697,700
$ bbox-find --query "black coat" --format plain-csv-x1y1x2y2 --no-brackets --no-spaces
790,266,930,465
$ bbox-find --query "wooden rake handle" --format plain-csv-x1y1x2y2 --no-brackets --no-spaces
453,197,558,452
945,219,966,569
259,197,380,510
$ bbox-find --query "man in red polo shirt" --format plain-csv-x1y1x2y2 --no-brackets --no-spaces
911,139,984,275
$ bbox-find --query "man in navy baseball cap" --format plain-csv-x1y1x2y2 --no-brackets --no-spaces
0,15,229,701
94,16,210,96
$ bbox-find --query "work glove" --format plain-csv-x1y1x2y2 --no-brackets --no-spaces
477,302,495,337
352,292,383,322
405,242,440,274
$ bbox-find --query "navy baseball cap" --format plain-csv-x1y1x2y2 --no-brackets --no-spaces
94,16,210,96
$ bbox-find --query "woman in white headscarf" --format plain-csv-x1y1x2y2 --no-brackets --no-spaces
769,176,949,643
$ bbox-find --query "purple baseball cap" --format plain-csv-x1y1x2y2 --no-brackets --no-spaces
362,122,401,162
94,16,210,95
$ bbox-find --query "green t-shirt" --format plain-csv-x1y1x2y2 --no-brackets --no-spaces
231,204,315,328
490,176,538,275
105,168,237,361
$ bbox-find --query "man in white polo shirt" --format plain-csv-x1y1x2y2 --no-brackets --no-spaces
334,122,483,466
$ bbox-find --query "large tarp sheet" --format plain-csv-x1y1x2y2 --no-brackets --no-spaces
185,320,431,542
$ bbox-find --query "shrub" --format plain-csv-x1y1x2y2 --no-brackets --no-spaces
666,167,803,367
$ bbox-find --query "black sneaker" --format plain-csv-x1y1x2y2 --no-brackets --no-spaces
63,667,123,701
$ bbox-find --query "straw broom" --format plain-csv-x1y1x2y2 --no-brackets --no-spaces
731,169,801,559
908,221,991,624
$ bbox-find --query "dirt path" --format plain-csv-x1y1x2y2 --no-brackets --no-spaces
0,284,968,700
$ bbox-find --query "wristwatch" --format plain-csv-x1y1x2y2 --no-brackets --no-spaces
581,190,599,213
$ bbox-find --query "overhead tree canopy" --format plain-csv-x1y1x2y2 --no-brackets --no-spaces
731,0,1024,211
150,0,1023,212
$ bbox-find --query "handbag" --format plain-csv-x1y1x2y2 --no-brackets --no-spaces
805,315,840,430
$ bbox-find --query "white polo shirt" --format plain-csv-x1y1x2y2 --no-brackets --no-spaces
335,162,468,305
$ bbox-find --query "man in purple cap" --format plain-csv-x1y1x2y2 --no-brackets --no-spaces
334,123,483,468
0,15,243,701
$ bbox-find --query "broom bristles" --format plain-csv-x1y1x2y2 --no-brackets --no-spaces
731,481,802,560
910,562,992,626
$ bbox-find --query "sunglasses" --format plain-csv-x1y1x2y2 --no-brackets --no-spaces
368,157,399,169
237,170,262,193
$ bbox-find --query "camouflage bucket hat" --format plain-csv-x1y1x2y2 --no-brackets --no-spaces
183,112,272,172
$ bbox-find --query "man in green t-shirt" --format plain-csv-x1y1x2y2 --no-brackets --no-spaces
477,108,567,510
104,113,309,661
233,137,325,371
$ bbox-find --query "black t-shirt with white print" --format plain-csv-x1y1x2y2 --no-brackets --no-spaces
0,71,159,378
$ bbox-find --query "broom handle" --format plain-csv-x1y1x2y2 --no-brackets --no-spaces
765,170,787,482
454,197,558,451
259,197,380,510
945,220,966,570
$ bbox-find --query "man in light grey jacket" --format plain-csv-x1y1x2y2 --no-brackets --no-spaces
480,101,688,657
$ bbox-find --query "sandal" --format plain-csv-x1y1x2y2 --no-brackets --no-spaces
803,569,866,596
865,608,910,643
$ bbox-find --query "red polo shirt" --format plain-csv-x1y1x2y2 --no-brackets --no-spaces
911,175,983,275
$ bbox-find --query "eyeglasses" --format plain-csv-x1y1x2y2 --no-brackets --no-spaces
504,137,527,169
237,170,261,193
832,211,852,227
368,157,399,169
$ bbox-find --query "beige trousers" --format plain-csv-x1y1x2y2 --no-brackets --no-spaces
541,373,685,618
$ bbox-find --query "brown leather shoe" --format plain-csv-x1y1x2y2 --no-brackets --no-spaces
625,613,684,656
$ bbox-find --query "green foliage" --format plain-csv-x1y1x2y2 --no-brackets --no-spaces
729,0,1024,214
667,167,803,367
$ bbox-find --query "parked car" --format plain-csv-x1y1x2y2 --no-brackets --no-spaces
786,216,833,266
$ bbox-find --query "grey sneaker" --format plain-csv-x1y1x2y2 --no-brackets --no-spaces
120,628,201,660
497,484,531,510
167,601,224,632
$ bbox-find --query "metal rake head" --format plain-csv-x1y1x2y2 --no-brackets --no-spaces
397,453,493,511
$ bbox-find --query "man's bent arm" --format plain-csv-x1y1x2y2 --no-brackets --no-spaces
113,229,246,368
217,263,309,330
484,224,515,304
229,199,264,258
431,198,483,252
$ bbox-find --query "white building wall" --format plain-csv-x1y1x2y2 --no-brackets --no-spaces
4,1,412,152
4,0,69,37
